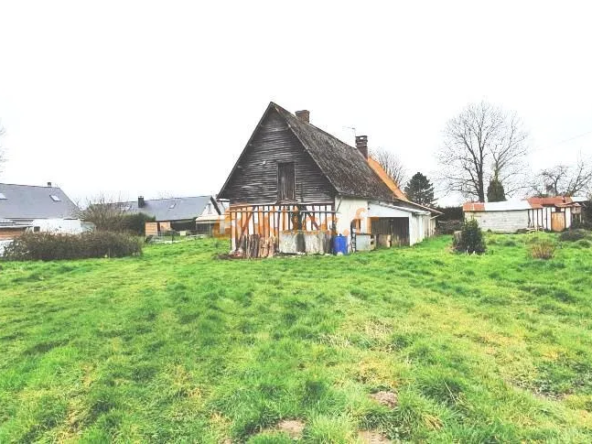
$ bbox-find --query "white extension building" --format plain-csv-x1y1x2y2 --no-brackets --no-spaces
463,196,586,233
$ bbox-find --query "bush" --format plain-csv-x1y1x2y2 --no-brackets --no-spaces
559,229,589,242
529,241,556,260
121,212,155,236
438,220,463,235
3,231,142,261
454,219,486,254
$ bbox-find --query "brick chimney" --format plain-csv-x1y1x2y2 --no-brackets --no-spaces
355,135,368,159
47,182,52,187
295,110,310,123
138,196,145,208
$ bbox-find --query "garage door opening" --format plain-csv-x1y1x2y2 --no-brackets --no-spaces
371,217,410,247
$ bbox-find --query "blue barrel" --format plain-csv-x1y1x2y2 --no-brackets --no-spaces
333,235,348,255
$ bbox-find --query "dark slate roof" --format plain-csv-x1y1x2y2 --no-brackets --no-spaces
273,104,395,201
219,102,396,202
122,196,217,222
0,183,78,220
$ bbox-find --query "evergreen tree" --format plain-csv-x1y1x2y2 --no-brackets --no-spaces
487,178,506,202
404,172,435,207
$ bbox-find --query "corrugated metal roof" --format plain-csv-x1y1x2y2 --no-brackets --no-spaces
0,183,78,220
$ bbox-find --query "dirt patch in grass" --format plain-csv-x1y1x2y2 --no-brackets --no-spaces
277,419,305,439
370,391,398,409
359,430,391,443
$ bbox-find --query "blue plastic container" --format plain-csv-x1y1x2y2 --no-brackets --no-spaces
333,235,348,255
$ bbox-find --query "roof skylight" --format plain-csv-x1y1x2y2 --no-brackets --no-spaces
0,193,7,200
50,195,61,202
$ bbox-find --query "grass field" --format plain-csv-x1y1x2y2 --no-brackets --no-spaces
1,233,592,443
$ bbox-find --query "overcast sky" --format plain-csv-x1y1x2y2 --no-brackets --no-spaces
1,0,591,205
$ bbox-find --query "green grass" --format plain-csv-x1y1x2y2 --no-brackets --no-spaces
1,233,592,443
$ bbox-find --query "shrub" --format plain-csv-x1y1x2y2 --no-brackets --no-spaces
121,212,155,236
529,241,556,260
437,220,463,235
3,231,142,261
559,229,589,242
454,219,486,254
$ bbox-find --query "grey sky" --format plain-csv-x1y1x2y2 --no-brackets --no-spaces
1,0,591,205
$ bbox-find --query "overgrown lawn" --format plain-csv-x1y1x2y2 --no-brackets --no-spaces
1,233,592,442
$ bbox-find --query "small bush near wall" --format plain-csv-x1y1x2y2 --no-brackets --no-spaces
3,232,142,261
453,219,486,254
436,207,464,234
559,229,589,242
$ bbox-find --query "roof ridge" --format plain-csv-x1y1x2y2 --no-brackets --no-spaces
0,182,61,190
123,195,213,203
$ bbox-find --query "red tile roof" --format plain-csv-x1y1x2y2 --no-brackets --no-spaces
463,202,485,212
527,196,573,207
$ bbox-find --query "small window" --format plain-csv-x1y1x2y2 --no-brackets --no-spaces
34,226,41,232
50,195,61,202
0,193,6,200
278,162,296,202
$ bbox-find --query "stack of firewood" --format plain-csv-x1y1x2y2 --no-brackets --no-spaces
239,235,277,259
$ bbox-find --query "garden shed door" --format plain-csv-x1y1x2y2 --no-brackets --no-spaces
551,212,565,232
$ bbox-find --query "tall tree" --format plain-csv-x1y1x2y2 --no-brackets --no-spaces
437,101,529,202
531,156,592,197
405,172,436,207
371,148,407,187
487,178,506,202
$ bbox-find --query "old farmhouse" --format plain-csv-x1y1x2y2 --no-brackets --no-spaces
218,102,440,255
0,182,89,239
463,196,586,232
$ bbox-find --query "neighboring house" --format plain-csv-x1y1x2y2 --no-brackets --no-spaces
218,102,440,254
0,182,90,239
121,195,225,236
463,196,585,232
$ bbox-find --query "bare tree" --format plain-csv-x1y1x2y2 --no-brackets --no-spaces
437,101,529,202
371,147,407,188
532,155,592,197
75,194,129,231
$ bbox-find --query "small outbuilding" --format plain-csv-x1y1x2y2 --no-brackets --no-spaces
463,196,585,232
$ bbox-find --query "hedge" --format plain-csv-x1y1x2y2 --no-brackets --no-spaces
3,231,142,261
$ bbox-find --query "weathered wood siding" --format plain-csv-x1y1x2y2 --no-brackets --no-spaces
222,109,335,205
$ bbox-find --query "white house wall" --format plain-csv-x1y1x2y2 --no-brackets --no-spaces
31,219,93,234
336,198,369,235
466,210,529,233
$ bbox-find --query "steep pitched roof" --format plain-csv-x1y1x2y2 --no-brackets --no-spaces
273,104,395,201
219,102,395,202
122,196,218,222
0,183,78,220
